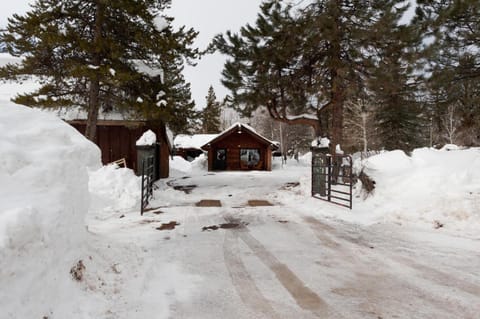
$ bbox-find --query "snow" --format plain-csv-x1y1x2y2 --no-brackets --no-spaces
353,147,480,232
174,134,218,149
154,15,169,32
311,137,330,148
88,164,141,216
132,59,164,80
170,155,193,174
286,113,318,121
1,101,479,318
136,129,157,146
0,103,199,318
1,50,479,316
440,143,461,151
214,122,277,146
166,126,174,149
0,103,101,316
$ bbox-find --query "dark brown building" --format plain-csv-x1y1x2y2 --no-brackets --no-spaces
68,119,171,178
201,123,278,171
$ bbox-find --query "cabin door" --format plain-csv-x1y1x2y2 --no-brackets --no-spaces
213,149,227,170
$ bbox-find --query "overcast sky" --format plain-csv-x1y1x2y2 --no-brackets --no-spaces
0,1,261,110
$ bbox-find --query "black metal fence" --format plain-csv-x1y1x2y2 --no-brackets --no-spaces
312,154,353,209
140,155,155,215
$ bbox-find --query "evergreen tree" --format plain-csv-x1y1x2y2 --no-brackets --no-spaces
156,46,199,135
201,86,221,133
416,0,480,146
368,9,425,151
0,0,199,141
214,0,414,153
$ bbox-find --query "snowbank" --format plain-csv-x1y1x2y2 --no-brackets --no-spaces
355,147,480,232
170,154,208,175
88,164,141,216
0,104,101,316
170,155,193,173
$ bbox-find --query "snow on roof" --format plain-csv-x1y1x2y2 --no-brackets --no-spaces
136,129,157,146
43,106,140,121
201,122,278,149
174,134,218,149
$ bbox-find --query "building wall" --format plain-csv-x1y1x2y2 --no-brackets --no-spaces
69,121,170,178
207,132,272,171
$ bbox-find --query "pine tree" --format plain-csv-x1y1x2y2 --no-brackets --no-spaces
160,65,198,135
368,10,425,151
214,0,415,153
416,0,480,146
0,0,199,141
201,86,221,134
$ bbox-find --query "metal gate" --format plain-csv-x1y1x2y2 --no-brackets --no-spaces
140,155,155,215
312,154,353,209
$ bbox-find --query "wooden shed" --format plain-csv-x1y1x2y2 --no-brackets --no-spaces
68,119,172,178
201,123,278,171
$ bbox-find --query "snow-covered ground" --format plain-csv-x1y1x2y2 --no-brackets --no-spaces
88,154,480,318
1,96,480,317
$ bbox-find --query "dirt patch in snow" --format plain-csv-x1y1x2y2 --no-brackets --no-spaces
248,200,273,206
156,221,180,231
143,207,165,214
139,219,160,225
281,182,300,190
196,199,222,207
167,180,197,194
202,222,246,231
70,260,86,282
173,184,197,194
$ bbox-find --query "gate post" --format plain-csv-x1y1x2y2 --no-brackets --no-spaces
311,146,329,197
327,155,332,201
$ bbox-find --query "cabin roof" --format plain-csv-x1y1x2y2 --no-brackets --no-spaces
201,122,278,150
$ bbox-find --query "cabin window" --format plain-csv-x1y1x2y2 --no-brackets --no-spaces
240,149,260,168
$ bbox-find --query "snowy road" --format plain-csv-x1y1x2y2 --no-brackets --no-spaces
89,168,480,318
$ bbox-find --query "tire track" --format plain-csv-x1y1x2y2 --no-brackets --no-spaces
223,230,281,318
223,215,336,318
304,216,480,317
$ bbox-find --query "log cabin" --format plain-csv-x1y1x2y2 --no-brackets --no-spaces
201,123,278,171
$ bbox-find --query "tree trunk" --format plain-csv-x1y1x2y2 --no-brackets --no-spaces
85,78,100,141
330,9,345,155
84,2,104,142
361,112,368,153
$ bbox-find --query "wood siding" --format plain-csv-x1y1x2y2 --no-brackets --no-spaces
207,131,273,171
69,121,170,178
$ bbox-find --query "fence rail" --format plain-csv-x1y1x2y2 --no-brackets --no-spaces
140,156,155,215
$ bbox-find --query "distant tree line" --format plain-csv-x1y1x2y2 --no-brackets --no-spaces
213,0,480,152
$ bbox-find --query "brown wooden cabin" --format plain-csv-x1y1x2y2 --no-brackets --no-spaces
68,119,171,178
201,123,278,171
